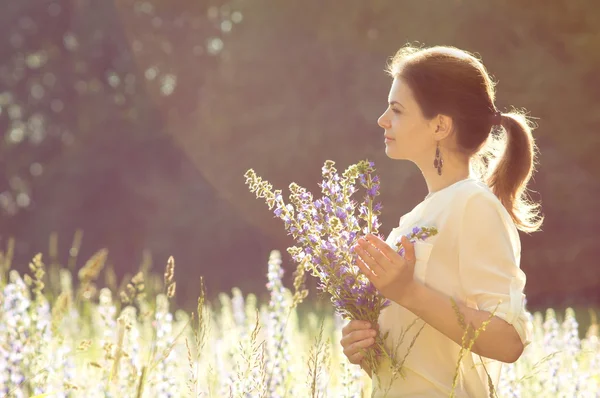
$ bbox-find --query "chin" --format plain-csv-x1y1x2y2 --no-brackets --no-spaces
385,149,404,160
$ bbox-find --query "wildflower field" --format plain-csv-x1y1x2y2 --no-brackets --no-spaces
0,242,598,398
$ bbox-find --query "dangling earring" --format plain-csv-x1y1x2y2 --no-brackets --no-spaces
434,141,443,175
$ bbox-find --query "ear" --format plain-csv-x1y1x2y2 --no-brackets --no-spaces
430,114,453,140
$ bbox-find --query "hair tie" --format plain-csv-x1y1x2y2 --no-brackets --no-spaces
491,111,502,126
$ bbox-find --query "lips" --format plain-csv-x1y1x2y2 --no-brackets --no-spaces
384,136,395,140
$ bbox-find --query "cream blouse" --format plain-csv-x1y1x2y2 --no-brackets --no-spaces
372,177,533,397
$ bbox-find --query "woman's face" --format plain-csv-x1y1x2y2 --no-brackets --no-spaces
377,77,436,166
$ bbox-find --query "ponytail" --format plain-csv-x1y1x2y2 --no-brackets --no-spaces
484,112,543,233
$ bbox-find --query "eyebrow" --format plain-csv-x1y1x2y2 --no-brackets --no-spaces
389,100,404,109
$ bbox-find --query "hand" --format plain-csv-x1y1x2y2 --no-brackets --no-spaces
340,320,378,365
353,234,417,305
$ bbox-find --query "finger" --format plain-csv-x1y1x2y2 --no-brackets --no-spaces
341,334,374,351
349,329,377,342
355,254,379,280
355,244,387,277
341,327,372,346
365,233,398,260
401,235,416,263
344,320,371,333
358,238,390,272
348,351,364,364
350,337,375,353
341,321,371,346
340,332,357,348
344,337,375,359
341,322,351,335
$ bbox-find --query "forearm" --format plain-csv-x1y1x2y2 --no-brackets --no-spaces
395,282,524,363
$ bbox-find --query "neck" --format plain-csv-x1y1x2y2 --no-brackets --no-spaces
420,155,471,196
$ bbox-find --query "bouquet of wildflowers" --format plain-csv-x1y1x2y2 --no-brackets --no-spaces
244,160,437,378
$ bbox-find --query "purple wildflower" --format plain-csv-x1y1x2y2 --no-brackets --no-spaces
300,192,311,201
333,298,348,308
344,275,356,287
335,265,350,277
371,215,380,230
321,240,335,252
365,281,377,295
356,296,367,306
359,205,368,216
351,282,367,296
265,250,294,397
330,183,340,195
366,185,379,197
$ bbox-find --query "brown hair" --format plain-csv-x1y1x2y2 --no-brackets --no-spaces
386,44,543,233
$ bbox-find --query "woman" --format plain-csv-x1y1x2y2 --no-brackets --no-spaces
340,44,541,397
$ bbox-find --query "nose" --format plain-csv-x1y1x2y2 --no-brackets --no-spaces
377,111,390,129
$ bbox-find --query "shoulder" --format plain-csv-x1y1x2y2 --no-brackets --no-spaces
455,180,520,243
450,178,503,212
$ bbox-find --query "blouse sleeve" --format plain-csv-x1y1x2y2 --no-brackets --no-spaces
458,191,533,347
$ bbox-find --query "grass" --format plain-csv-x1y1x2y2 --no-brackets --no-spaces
0,238,598,397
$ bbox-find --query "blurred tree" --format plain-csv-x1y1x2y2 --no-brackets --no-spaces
0,0,598,307
0,0,78,220
0,0,241,291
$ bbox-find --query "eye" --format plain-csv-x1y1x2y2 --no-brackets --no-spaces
392,108,401,114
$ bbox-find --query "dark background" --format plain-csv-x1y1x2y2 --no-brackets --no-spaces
1,0,599,312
